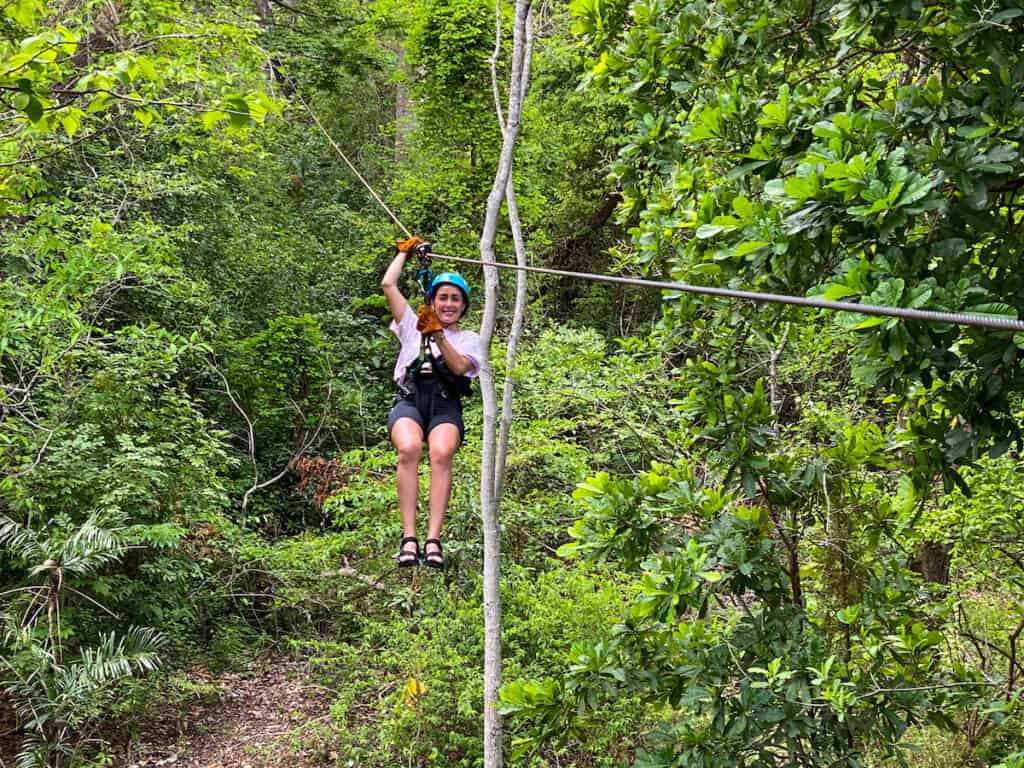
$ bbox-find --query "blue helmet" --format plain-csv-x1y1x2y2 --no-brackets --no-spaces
429,272,471,316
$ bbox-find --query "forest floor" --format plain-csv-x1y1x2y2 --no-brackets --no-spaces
126,655,337,768
1,655,340,768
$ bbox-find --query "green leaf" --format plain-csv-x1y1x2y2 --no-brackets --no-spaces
555,541,580,559
225,96,251,128
734,240,769,257
726,159,769,181
960,178,988,210
134,56,158,81
695,224,725,239
896,175,936,207
967,303,1017,319
24,96,43,123
836,605,861,625
132,107,158,128
853,315,887,330
867,278,905,307
201,110,228,130
59,109,81,138
783,174,819,200
4,0,40,26
87,93,114,113
822,284,858,301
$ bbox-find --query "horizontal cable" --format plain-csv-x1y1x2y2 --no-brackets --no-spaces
296,72,1015,333
433,252,1024,333
295,71,1021,335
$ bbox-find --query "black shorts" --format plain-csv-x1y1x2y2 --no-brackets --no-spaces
387,377,465,442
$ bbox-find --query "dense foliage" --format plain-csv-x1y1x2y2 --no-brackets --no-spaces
1,0,1022,767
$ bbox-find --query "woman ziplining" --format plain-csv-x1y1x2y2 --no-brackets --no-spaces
298,74,1024,579
381,235,482,569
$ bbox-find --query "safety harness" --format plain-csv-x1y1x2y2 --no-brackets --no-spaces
398,243,473,403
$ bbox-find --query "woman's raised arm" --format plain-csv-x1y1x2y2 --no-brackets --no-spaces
382,240,419,324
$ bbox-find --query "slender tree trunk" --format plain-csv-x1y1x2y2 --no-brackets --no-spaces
492,181,527,503
493,5,533,505
254,0,273,27
478,3,532,766
254,0,276,89
915,540,952,584
768,322,790,419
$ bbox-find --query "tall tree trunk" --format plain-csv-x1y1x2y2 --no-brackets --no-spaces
492,4,533,505
253,0,277,90
478,3,532,766
254,0,273,28
915,540,952,584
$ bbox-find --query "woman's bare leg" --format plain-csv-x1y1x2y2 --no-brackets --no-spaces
391,418,424,555
425,423,461,557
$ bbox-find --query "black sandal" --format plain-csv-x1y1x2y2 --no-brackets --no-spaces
422,538,444,570
397,536,420,567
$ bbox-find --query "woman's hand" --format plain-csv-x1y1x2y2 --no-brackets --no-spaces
397,235,424,253
416,304,443,335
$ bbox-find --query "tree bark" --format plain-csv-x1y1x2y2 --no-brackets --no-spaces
915,540,952,584
492,4,533,505
253,0,280,92
478,3,532,766
254,0,274,28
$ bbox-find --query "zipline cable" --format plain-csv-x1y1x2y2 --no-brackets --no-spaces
430,252,1024,333
297,87,1024,334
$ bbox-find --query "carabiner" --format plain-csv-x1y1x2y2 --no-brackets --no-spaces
413,241,434,298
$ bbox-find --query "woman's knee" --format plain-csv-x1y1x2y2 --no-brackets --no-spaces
428,425,460,465
397,441,421,465
391,420,423,464
428,445,453,467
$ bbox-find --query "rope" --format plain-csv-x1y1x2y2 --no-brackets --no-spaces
431,252,1024,333
294,82,1024,334
292,89,412,238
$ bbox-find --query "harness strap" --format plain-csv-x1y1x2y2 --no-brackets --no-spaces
402,341,472,404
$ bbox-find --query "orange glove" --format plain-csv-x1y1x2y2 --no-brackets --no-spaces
396,235,424,254
416,304,443,336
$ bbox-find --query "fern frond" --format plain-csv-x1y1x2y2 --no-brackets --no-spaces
56,513,128,576
0,514,44,564
14,733,55,768
78,626,166,684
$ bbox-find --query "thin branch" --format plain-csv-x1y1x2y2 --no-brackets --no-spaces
210,360,259,498
6,420,60,479
240,380,333,513
768,322,790,417
318,563,387,592
4,86,253,117
0,128,104,167
65,586,119,619
489,0,505,132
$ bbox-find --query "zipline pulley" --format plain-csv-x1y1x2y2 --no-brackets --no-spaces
413,241,435,299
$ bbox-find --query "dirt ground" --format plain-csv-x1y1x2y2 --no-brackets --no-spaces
1,656,341,768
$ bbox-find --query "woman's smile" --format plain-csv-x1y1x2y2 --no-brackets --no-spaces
433,287,465,326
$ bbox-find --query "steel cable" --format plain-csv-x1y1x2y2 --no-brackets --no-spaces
431,252,1024,333
298,87,1024,334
